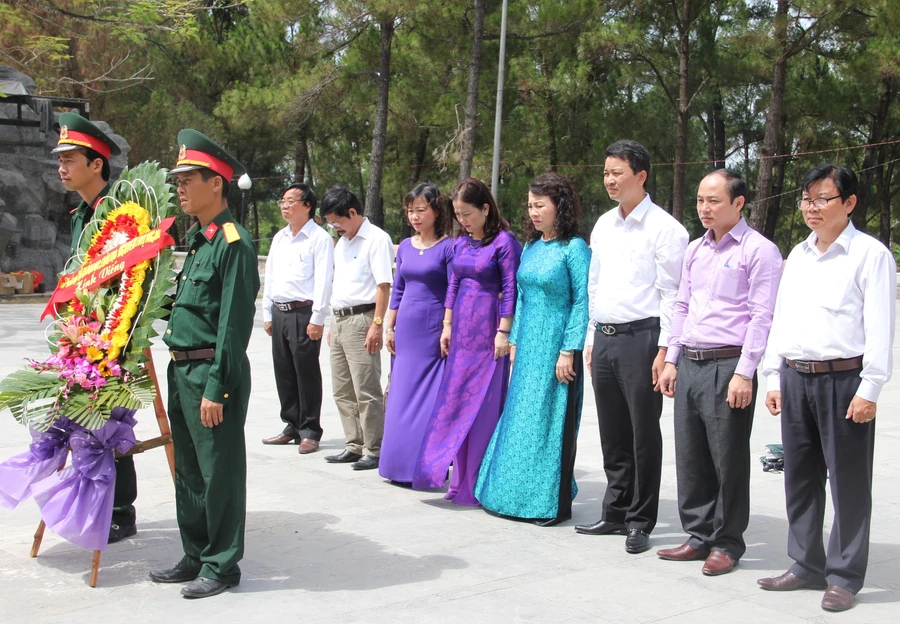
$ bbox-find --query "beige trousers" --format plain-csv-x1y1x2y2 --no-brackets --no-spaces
330,311,384,456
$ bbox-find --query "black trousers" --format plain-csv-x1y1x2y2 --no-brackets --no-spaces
674,355,755,559
591,324,663,532
781,364,875,594
271,306,323,441
111,455,137,526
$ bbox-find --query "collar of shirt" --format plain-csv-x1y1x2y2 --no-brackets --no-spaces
700,217,750,249
355,217,373,240
187,208,235,242
615,193,652,226
801,220,855,258
278,218,318,243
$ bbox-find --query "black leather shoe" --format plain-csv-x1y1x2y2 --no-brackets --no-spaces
108,522,136,544
180,577,236,599
149,563,200,584
325,450,363,463
625,529,651,554
574,519,627,536
352,455,380,470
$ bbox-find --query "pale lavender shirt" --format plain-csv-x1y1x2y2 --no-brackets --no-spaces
666,218,783,379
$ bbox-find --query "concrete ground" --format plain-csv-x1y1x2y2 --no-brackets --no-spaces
0,302,898,624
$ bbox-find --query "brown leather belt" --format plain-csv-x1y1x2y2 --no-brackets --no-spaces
274,300,312,312
684,346,742,361
786,356,863,374
170,348,216,362
333,303,376,317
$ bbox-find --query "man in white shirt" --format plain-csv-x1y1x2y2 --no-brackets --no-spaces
574,140,689,555
262,183,334,454
322,186,394,471
758,165,896,612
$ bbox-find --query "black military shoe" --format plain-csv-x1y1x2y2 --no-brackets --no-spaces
149,562,200,584
181,577,236,599
625,529,651,554
325,450,363,463
108,523,136,544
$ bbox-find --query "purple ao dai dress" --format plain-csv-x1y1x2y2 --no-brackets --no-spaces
412,230,522,505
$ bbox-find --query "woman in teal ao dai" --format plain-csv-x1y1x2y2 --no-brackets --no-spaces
475,173,591,526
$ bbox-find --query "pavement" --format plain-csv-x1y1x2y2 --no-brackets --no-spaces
1,302,899,623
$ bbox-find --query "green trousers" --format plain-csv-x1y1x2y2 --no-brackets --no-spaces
112,456,137,526
167,357,250,585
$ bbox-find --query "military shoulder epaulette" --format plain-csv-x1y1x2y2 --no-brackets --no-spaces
222,221,242,244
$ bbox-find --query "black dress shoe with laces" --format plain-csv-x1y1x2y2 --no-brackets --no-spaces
574,519,627,535
149,562,200,584
108,522,136,544
181,577,236,599
625,529,651,554
352,455,380,470
325,450,363,464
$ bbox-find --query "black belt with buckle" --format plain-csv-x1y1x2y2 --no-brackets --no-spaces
274,300,313,312
786,356,863,374
683,346,743,361
333,303,376,317
170,348,216,362
594,317,660,337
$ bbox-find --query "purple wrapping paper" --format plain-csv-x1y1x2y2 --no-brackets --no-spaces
0,418,74,509
31,407,137,551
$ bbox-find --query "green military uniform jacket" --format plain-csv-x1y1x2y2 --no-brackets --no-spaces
69,183,110,259
163,209,260,402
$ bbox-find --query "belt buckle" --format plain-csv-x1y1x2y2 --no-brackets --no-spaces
794,360,811,374
600,324,616,336
169,351,177,361
276,302,289,311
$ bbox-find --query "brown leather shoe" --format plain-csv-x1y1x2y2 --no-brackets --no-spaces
757,571,827,591
657,543,710,561
821,585,854,612
702,551,736,576
298,439,320,454
262,433,297,445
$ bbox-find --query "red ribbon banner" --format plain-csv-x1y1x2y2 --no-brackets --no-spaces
42,216,177,320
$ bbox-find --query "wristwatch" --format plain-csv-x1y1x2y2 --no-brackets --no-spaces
373,316,383,326
738,374,751,381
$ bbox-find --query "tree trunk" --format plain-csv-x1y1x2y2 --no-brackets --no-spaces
672,0,692,223
365,16,395,227
458,0,486,181
408,127,430,188
763,120,788,239
295,124,309,182
713,88,726,168
540,55,559,172
856,74,894,233
751,0,789,233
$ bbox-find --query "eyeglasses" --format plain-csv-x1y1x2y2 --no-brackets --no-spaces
797,195,841,210
278,199,303,208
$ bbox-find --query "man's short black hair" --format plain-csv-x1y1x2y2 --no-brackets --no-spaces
707,168,749,203
79,147,111,182
800,164,858,201
320,185,362,219
199,168,230,198
605,139,651,184
283,183,317,218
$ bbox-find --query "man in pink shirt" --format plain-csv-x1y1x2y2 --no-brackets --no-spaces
658,169,783,576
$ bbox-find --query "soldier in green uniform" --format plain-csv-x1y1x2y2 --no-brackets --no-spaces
149,130,260,599
52,112,138,545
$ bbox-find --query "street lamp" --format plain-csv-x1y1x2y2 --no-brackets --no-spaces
237,173,252,226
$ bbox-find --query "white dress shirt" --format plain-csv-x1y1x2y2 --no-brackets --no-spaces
330,218,395,309
762,221,896,402
586,194,689,347
263,219,335,325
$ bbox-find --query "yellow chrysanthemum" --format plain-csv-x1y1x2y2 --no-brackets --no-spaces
85,346,103,362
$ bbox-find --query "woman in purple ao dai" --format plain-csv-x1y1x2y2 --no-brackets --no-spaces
412,178,522,505
379,183,454,484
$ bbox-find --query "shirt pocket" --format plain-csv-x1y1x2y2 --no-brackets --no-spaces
183,267,217,308
293,251,314,280
716,266,748,304
629,249,656,286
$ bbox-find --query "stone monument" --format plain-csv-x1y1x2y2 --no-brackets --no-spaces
0,66,130,290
